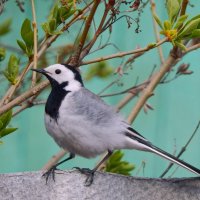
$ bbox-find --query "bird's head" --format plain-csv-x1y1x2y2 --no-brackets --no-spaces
32,64,83,91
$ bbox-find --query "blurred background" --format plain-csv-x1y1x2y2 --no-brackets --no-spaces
0,0,200,178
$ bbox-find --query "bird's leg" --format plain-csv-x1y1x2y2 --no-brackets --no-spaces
42,153,75,184
75,150,113,186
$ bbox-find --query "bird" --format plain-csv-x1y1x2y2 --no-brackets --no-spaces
32,64,200,186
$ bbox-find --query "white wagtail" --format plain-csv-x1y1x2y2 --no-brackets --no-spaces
32,64,200,186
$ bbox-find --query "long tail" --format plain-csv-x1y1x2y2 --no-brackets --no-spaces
126,127,200,176
149,145,200,176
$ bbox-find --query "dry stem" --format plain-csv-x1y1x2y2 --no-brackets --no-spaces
127,48,177,124
160,120,200,178
69,0,101,66
150,0,165,64
82,37,168,65
42,149,67,171
31,0,38,88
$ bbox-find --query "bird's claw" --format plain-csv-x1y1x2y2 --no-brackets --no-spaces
73,167,95,186
42,165,58,184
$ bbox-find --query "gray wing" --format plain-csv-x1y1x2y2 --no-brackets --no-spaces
69,88,150,141
69,88,121,126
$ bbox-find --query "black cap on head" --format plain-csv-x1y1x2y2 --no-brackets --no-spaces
61,64,84,86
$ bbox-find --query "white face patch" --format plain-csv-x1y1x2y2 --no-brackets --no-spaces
44,64,75,85
44,64,82,92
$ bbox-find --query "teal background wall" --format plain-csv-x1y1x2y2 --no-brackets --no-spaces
0,1,200,178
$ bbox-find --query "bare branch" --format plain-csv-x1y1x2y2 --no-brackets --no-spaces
69,0,101,66
160,120,200,178
127,48,178,124
180,0,189,16
42,149,67,171
0,80,49,115
31,0,38,88
150,0,165,64
82,37,168,65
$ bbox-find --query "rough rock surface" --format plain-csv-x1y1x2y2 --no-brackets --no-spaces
0,170,200,200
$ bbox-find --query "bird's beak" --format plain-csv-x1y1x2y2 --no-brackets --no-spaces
31,68,48,75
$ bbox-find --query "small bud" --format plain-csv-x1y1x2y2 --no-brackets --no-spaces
176,63,190,74
181,70,193,75
143,103,154,114
147,43,156,49
114,66,124,76
130,0,140,10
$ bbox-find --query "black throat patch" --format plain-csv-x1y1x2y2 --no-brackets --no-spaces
45,81,70,121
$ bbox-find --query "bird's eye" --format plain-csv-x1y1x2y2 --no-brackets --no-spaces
55,69,61,74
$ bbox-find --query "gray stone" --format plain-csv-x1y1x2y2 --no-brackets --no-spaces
0,170,200,200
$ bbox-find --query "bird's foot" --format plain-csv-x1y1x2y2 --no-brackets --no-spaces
73,167,95,186
42,166,62,184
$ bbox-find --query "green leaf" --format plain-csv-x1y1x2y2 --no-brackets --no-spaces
24,32,34,47
0,19,12,36
3,55,19,84
178,18,200,38
153,13,163,29
0,120,3,130
8,55,19,74
174,41,186,50
17,40,27,52
166,0,180,23
18,18,34,57
49,19,57,32
0,48,6,61
51,30,63,35
0,128,18,138
21,19,32,41
109,151,123,163
58,4,74,23
84,62,113,81
105,150,135,176
0,110,12,131
183,14,200,27
52,4,59,19
174,14,188,29
190,29,200,38
0,110,17,139
21,19,34,47
41,23,50,34
183,29,200,39
163,20,172,30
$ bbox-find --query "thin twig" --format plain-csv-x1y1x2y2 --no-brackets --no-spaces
180,0,189,16
135,160,146,176
69,0,101,66
184,42,200,54
100,81,149,98
42,149,67,171
97,52,144,96
127,48,178,124
168,165,180,178
15,0,25,12
13,99,46,117
160,120,200,178
80,2,111,60
31,0,38,88
13,103,30,117
150,0,165,64
82,37,168,65
0,80,49,115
